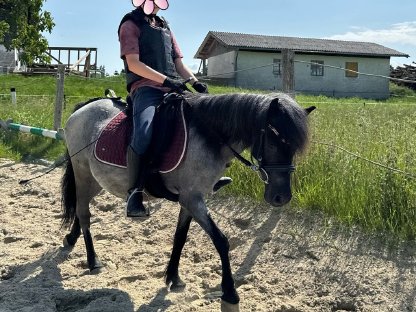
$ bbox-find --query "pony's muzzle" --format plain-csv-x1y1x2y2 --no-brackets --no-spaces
268,193,292,207
264,184,292,206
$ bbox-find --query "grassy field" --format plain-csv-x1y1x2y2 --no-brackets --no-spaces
1,74,416,239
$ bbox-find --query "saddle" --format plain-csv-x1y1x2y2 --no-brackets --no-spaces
94,93,190,202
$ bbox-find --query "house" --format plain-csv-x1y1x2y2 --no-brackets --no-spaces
194,31,409,99
0,45,17,73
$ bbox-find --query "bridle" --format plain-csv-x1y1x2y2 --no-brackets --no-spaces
181,93,295,184
226,124,295,184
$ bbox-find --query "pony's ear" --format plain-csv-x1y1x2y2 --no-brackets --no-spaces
267,98,280,115
305,106,316,115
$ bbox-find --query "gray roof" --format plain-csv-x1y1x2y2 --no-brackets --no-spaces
195,31,409,59
0,45,15,68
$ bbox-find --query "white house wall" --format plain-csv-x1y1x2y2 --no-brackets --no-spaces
232,50,391,99
207,50,236,79
235,51,281,90
294,54,390,99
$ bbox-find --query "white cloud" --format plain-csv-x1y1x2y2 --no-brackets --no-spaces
325,22,416,46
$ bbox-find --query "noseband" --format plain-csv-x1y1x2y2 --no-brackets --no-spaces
227,125,295,184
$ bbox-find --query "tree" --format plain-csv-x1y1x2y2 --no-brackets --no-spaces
0,0,54,65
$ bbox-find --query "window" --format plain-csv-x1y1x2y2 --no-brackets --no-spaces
273,59,281,76
311,60,324,76
345,62,358,78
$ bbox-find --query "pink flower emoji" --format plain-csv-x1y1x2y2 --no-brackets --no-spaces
132,0,169,15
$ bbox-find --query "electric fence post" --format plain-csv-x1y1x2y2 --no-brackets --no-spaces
53,64,65,130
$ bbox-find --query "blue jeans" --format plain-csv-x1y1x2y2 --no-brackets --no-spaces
130,87,165,154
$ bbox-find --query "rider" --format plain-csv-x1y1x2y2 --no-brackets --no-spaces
119,0,229,218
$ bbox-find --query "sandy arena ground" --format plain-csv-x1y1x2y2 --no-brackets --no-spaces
0,158,416,311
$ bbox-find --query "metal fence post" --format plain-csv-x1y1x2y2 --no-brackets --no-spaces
53,64,65,130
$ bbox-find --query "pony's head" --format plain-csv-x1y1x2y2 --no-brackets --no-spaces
255,95,315,206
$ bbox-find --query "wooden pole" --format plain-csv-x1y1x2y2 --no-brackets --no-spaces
53,64,65,130
282,49,295,97
84,53,91,77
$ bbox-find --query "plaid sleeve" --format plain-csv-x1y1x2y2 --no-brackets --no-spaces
119,20,140,59
170,30,183,59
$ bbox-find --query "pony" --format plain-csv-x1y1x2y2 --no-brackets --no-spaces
61,91,314,310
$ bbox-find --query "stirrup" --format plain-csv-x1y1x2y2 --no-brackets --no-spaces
126,189,150,218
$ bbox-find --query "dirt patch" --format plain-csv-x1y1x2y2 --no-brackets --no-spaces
0,159,415,311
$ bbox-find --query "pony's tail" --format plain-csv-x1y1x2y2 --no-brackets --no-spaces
61,150,77,228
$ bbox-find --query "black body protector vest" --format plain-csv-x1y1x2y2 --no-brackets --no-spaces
118,9,180,92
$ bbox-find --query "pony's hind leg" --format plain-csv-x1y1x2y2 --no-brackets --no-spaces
76,185,104,273
61,155,104,272
165,207,193,291
63,216,81,247
70,159,104,272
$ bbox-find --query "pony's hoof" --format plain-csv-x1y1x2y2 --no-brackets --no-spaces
166,277,186,292
62,237,74,248
89,259,105,274
63,234,78,247
90,266,106,275
221,300,240,312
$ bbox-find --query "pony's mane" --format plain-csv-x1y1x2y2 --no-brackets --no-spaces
186,93,270,146
268,93,310,153
186,92,309,153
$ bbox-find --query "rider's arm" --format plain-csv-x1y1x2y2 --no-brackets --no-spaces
125,54,167,84
174,57,198,84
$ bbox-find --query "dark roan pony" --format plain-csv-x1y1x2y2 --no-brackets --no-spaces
61,91,314,310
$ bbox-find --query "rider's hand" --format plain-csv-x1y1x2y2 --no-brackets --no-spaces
192,81,208,93
162,77,186,91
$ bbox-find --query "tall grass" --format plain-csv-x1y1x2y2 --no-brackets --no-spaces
1,74,416,238
294,101,416,239
223,86,416,239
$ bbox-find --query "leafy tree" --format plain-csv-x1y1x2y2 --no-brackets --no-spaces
0,21,9,41
0,0,54,65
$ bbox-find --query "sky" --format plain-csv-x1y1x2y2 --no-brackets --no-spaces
43,0,416,75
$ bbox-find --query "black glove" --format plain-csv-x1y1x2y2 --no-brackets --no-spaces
162,77,186,91
192,81,208,93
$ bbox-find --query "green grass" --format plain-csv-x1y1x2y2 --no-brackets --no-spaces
1,74,416,239
0,74,127,160
293,101,416,239
225,84,416,240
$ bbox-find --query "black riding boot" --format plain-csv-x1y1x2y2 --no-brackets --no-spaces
213,177,233,192
126,147,150,218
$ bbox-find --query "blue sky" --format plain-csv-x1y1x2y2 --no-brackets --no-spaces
43,0,416,75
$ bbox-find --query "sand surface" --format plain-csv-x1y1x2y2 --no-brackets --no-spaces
1,158,415,311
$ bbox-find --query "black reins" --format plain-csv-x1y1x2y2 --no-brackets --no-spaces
226,125,295,184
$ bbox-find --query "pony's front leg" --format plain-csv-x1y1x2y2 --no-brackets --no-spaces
165,207,192,291
181,193,240,306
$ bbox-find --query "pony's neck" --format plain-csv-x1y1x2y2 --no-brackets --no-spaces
191,93,269,148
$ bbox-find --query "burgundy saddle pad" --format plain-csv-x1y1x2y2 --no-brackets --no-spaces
94,104,188,173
